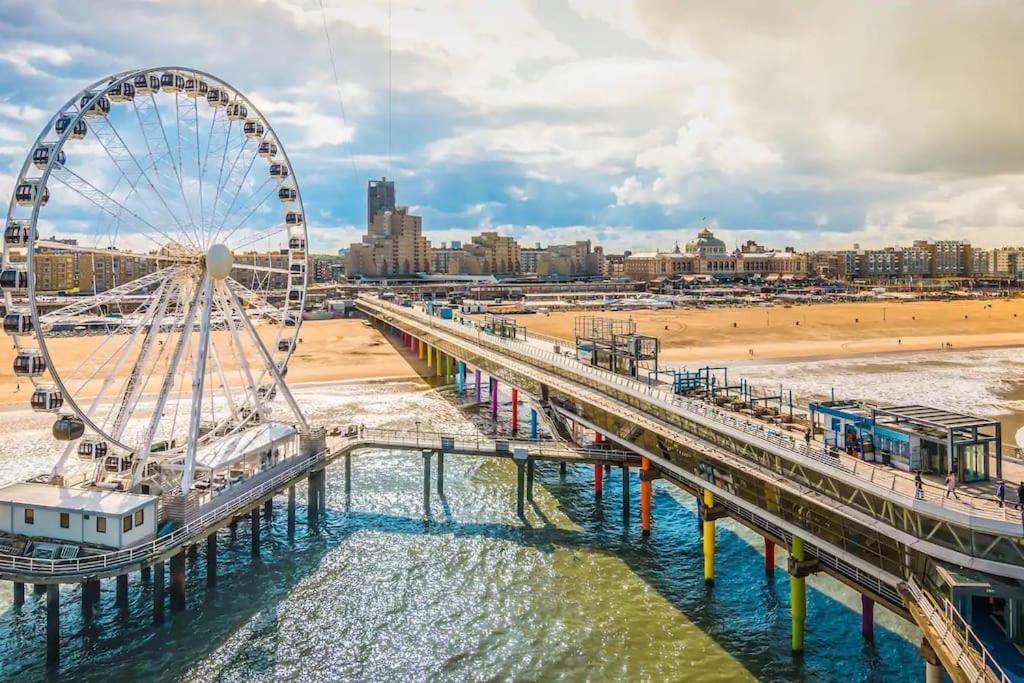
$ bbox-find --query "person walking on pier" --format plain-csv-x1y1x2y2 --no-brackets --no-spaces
945,472,959,500
997,480,1006,508
804,429,812,449
1017,481,1024,511
914,472,924,500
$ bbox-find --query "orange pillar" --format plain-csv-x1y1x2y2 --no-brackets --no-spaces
595,432,603,444
640,456,652,535
594,464,603,497
511,389,519,433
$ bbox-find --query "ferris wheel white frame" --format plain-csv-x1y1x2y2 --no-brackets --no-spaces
2,66,311,495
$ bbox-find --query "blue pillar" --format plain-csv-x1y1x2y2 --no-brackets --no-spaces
530,408,538,440
457,361,465,394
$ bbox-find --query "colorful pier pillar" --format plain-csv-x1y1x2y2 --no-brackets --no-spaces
427,344,433,368
703,489,715,585
436,352,443,378
475,369,482,402
530,408,538,440
595,432,603,444
457,361,465,394
418,339,424,359
594,464,603,498
444,353,451,382
511,389,519,432
765,538,775,576
640,456,652,536
791,536,807,654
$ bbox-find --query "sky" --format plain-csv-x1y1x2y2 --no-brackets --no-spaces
1,0,1024,254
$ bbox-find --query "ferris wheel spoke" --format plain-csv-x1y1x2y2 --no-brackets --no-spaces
225,220,285,252
130,271,204,488
89,112,194,247
39,265,183,328
225,287,308,431
180,273,214,494
217,179,279,246
49,165,193,253
224,277,285,318
208,141,260,243
131,94,202,248
230,262,291,275
214,284,262,413
149,92,205,247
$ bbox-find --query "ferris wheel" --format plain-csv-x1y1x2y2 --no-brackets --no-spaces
1,67,310,495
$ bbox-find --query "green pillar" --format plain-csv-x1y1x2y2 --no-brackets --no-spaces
791,536,806,654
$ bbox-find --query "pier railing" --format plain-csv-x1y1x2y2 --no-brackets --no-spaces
367,297,1021,525
0,430,633,578
905,575,1010,683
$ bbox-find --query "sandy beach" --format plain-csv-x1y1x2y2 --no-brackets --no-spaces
2,298,1024,408
516,298,1024,363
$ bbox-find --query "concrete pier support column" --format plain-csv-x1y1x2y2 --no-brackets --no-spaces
141,566,151,583
444,353,450,382
152,563,165,625
921,639,942,683
436,352,443,378
344,452,352,499
621,466,630,520
169,551,186,612
204,534,217,588
790,536,807,654
457,361,465,394
427,344,433,368
308,472,319,526
46,584,59,666
475,369,482,402
530,409,538,440
491,378,499,419
250,507,261,558
511,389,519,433
263,497,273,521
34,583,47,595
516,460,526,517
703,490,716,586
765,538,775,576
640,456,652,536
116,574,129,609
861,594,874,641
560,462,567,478
187,544,198,562
287,484,296,536
81,579,97,620
422,451,432,520
526,459,535,502
437,452,445,496
594,464,603,498
12,581,24,606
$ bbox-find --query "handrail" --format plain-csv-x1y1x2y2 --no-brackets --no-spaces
366,296,1022,526
906,575,1009,683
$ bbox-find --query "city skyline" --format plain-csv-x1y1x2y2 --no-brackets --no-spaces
1,1,1024,255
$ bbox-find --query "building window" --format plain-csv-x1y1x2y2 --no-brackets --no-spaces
134,509,144,527
60,512,70,529
24,508,34,525
123,515,133,533
96,517,106,534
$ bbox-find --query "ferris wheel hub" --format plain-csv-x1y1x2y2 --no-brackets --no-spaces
205,243,233,280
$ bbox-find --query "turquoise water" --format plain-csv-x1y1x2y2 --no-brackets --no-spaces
0,380,922,681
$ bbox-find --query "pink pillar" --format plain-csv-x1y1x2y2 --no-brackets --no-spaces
491,378,499,419
511,389,519,433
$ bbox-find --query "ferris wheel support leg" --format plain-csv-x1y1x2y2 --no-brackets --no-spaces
227,289,309,432
181,275,214,495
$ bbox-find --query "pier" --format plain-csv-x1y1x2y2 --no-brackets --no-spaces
357,294,1024,682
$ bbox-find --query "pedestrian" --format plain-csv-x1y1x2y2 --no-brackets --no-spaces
945,471,959,500
997,480,1006,508
1018,481,1024,511
914,471,924,500
804,429,811,448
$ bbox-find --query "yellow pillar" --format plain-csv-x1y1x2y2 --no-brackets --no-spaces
702,489,715,585
427,345,433,368
791,536,806,654
436,351,443,377
418,339,424,360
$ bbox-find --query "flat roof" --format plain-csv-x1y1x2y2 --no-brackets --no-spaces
0,482,156,515
193,422,296,471
874,404,999,431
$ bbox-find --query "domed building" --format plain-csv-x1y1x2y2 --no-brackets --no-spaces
684,228,728,257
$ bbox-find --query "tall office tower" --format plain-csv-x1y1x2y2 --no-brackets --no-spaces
367,177,396,227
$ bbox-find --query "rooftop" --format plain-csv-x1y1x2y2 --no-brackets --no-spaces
0,482,156,515
193,422,296,471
